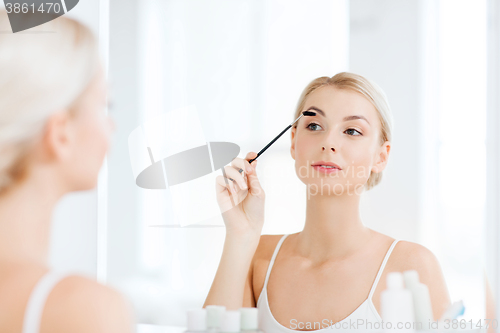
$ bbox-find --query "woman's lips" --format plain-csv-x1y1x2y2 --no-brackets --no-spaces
312,165,341,174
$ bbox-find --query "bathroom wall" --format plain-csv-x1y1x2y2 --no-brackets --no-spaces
350,0,421,242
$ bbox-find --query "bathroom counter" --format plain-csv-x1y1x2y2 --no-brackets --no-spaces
135,324,486,333
137,324,186,333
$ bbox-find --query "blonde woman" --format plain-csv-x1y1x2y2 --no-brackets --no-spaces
204,73,451,331
0,11,134,333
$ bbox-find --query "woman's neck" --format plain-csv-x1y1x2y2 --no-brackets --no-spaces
0,172,62,267
296,189,373,263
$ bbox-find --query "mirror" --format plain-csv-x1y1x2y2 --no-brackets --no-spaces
106,0,494,329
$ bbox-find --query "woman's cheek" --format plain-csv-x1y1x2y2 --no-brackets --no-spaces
338,141,365,178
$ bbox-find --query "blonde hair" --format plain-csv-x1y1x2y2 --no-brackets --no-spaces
293,72,393,191
0,10,100,195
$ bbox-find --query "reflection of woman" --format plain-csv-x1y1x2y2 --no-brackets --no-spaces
204,73,451,331
0,11,134,332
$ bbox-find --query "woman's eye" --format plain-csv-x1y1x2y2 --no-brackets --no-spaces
306,122,322,131
345,128,362,136
306,123,362,136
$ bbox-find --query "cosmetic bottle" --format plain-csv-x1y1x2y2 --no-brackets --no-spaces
403,270,433,330
437,300,465,329
219,310,241,333
381,272,415,333
205,305,226,333
206,305,226,333
240,308,263,333
185,309,208,333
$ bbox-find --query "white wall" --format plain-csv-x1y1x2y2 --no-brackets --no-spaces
350,0,490,320
350,0,420,241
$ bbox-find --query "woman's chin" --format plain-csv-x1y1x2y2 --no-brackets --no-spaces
304,180,366,196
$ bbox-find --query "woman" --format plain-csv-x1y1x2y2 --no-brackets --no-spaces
204,72,451,331
0,10,134,333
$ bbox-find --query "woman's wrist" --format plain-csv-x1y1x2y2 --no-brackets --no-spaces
225,226,260,240
224,230,260,251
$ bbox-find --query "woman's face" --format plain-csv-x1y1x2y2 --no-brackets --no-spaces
290,86,390,196
66,66,114,191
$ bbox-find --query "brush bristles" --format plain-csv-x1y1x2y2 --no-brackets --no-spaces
303,111,316,117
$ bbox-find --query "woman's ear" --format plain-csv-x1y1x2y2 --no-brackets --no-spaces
290,126,296,160
372,141,391,173
41,110,75,162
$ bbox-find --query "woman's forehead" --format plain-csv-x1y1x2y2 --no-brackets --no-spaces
304,86,377,121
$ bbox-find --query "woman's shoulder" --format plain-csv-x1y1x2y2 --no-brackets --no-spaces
42,274,134,332
369,230,439,268
390,238,441,270
253,234,289,262
368,231,444,279
0,264,133,332
48,274,128,305
387,237,448,295
382,236,451,319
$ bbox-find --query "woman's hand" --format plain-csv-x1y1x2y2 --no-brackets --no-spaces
215,152,265,240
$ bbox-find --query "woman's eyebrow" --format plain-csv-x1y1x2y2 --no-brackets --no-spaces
344,115,370,125
306,106,370,125
306,106,326,117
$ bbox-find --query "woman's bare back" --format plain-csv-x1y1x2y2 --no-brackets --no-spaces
0,262,133,333
0,262,48,331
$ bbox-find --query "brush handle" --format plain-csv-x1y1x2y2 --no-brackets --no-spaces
248,124,292,164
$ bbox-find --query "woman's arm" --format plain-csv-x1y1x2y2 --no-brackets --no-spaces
242,247,257,307
203,233,260,310
205,152,265,309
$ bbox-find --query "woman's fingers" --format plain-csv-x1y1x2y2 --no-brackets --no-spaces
215,161,250,195
245,152,258,173
216,152,263,197
223,165,248,190
244,152,264,197
216,175,238,194
230,157,251,177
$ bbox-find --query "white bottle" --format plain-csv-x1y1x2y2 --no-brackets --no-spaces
240,308,263,333
381,272,415,333
185,309,208,333
219,310,241,333
403,270,434,330
206,305,226,333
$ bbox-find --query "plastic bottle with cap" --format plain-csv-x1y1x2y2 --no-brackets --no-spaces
206,305,226,333
240,308,263,333
381,272,415,333
403,270,434,330
219,310,241,333
185,309,208,333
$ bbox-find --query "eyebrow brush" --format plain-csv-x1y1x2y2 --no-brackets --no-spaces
247,110,317,165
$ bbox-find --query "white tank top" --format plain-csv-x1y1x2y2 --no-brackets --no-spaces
257,234,400,332
22,271,71,333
